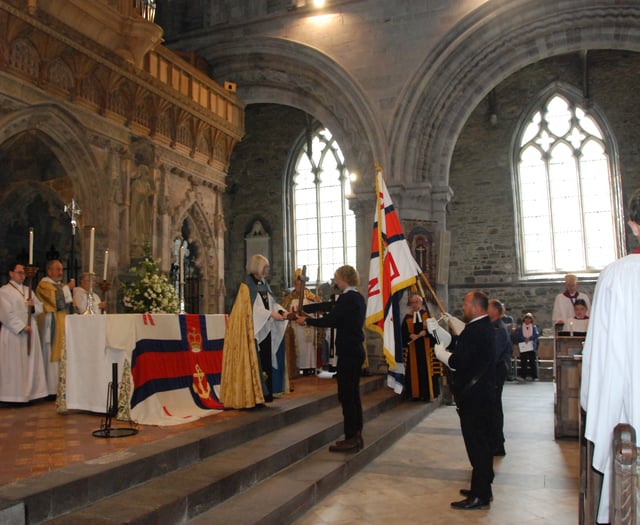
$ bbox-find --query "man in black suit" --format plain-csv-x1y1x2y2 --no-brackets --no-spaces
434,291,496,510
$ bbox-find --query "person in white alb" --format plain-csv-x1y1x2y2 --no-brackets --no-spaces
0,262,48,403
581,188,640,523
551,273,591,328
73,272,106,314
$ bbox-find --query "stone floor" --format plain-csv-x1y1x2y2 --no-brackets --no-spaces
0,377,579,524
294,380,579,525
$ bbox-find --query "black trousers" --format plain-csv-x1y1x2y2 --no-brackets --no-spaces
458,393,495,501
493,361,507,451
519,351,538,379
258,336,273,402
336,355,364,439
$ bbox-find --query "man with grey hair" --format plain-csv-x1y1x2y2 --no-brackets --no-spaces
552,273,590,327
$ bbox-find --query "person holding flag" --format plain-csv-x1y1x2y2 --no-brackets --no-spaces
432,290,496,510
365,167,459,394
297,265,365,453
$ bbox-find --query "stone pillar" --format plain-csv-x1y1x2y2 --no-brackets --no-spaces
156,164,172,273
213,190,225,313
120,152,132,270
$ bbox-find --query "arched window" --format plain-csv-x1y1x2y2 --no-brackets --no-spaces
514,91,621,276
288,127,356,284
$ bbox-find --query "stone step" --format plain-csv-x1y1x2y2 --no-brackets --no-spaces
187,397,437,525
0,376,384,524
41,384,412,524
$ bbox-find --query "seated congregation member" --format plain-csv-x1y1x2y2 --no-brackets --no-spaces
220,254,288,408
566,298,589,334
297,265,366,453
73,272,106,314
401,294,449,401
515,312,539,381
0,262,48,403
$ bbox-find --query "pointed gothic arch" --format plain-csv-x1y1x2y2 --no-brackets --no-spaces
0,103,103,223
196,37,385,188
390,1,640,220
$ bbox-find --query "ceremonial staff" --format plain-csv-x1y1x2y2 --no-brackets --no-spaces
64,198,81,283
25,228,37,355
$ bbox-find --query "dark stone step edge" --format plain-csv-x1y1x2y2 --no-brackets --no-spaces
191,399,440,525
2,375,384,525
41,388,402,524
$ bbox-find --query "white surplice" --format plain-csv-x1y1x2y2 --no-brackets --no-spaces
0,281,48,402
580,253,640,523
552,291,591,325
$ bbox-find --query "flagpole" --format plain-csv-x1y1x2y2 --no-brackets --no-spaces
375,167,385,311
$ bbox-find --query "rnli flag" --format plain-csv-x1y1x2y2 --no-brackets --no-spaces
365,169,421,393
130,314,225,425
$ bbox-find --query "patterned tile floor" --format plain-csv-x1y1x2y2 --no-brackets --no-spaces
0,373,337,487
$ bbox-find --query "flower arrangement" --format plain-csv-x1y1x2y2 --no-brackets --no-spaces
121,255,180,314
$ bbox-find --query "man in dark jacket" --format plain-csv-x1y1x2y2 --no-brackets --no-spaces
297,265,366,452
434,291,496,510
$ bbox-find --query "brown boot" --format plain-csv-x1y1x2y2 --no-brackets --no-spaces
329,436,362,453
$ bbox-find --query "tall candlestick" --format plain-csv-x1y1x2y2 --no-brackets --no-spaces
28,228,34,265
179,245,185,284
88,227,95,274
103,249,109,281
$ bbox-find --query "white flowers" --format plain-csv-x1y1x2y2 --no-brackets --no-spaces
121,256,180,314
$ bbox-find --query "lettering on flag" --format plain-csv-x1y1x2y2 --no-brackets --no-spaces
365,169,422,392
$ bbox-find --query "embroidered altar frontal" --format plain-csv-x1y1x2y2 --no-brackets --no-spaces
130,314,225,425
62,314,226,426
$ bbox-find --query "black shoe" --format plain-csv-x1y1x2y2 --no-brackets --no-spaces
459,489,493,501
451,496,490,510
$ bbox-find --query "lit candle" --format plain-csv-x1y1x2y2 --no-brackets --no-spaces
103,249,109,281
28,228,34,265
179,245,185,284
88,227,95,274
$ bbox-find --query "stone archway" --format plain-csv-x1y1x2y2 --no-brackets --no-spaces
0,104,103,278
390,1,640,227
0,104,101,222
197,37,385,189
172,198,223,314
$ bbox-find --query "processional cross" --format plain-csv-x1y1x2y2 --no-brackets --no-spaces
64,198,81,235
64,198,82,283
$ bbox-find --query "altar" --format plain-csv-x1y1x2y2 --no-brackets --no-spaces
58,313,226,425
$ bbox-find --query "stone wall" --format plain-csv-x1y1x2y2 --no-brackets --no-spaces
448,50,640,330
223,104,307,311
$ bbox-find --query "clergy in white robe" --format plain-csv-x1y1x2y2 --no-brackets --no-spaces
282,273,320,374
73,273,106,314
0,263,48,402
551,273,591,326
580,188,640,523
